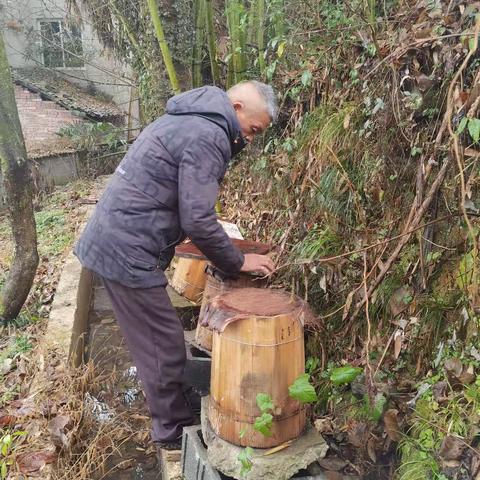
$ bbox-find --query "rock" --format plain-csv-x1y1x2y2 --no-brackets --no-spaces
201,397,328,480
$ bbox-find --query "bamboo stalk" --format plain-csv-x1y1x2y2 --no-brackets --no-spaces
256,0,266,76
109,0,144,66
247,0,257,45
226,0,238,84
145,0,181,94
192,0,206,88
205,0,221,85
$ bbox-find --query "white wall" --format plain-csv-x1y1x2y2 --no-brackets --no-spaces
0,0,140,127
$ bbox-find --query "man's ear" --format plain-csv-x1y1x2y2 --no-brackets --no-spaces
232,100,244,112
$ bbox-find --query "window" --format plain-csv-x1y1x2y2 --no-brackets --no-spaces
39,20,84,68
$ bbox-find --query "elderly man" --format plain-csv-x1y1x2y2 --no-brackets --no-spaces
74,80,277,450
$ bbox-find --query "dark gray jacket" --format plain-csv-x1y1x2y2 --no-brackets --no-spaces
74,86,245,288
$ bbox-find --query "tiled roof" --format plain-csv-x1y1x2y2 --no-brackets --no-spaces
12,67,124,124
14,85,83,159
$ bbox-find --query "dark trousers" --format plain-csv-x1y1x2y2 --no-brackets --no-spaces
102,277,194,442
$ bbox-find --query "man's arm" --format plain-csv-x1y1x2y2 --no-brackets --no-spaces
178,139,245,276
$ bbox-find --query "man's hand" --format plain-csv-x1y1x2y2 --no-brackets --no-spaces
240,254,275,276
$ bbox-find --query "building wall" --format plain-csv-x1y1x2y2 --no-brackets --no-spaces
0,0,140,127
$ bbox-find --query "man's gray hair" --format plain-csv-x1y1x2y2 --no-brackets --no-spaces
228,80,279,122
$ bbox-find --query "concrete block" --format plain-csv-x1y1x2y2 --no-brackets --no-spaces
181,425,222,480
184,337,211,396
181,425,327,480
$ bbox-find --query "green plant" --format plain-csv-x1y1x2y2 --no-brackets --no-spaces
237,446,254,477
34,209,75,257
292,224,341,260
360,392,387,422
457,116,480,143
330,365,363,386
253,413,273,437
306,357,320,375
58,122,126,152
0,430,27,479
253,393,274,436
288,373,318,403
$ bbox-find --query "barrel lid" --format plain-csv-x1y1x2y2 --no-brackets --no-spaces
175,239,273,259
216,288,299,317
200,287,320,333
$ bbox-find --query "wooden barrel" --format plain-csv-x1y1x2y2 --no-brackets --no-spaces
171,239,273,310
170,256,207,303
206,288,307,448
195,267,268,351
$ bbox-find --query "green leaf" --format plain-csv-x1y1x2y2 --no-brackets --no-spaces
469,37,477,53
306,357,320,375
301,70,313,87
239,427,247,439
330,366,362,386
1,461,6,480
369,393,387,422
277,41,286,58
254,412,273,437
457,116,469,135
468,118,480,143
238,446,254,477
288,373,318,404
256,393,274,413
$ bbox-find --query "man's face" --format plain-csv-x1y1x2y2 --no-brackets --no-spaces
233,103,271,144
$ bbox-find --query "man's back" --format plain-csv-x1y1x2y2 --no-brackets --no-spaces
74,86,244,288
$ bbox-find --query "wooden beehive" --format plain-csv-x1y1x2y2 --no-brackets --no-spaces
195,268,268,351
171,239,272,307
205,288,308,448
170,257,207,303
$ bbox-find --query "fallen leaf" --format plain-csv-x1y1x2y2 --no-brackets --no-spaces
48,415,72,448
347,421,369,448
318,456,347,471
383,409,401,441
367,436,377,462
0,414,17,427
130,413,150,421
459,365,476,385
445,358,463,378
314,417,334,434
117,458,136,470
438,435,465,461
393,330,403,360
389,287,412,317
445,358,475,386
17,450,57,474
1,358,13,375
471,453,480,477
432,381,449,403
342,291,355,321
